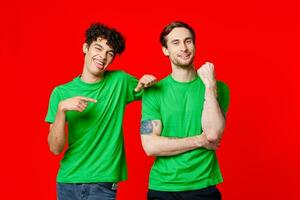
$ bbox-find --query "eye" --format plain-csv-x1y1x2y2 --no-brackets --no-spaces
186,39,192,44
172,41,179,45
108,52,115,58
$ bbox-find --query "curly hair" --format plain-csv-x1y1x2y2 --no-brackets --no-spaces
85,23,125,55
160,21,195,48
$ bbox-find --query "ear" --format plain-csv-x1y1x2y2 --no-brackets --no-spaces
83,43,88,54
162,46,169,56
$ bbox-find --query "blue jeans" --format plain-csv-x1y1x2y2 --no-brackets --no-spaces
57,182,117,200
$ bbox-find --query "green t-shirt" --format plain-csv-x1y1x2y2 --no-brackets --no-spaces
142,75,230,191
45,70,142,183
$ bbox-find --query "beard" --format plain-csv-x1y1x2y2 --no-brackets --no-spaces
172,54,195,68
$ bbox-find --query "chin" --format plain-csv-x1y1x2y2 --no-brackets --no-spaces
179,61,193,68
177,58,193,65
92,69,105,76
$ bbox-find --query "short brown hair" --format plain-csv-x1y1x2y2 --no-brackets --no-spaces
160,21,195,48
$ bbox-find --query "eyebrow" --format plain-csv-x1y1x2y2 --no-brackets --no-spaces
184,37,193,41
94,43,114,53
94,44,103,49
170,39,180,43
170,37,193,43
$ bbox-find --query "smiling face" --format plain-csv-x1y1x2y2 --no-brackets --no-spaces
83,37,115,77
162,27,195,68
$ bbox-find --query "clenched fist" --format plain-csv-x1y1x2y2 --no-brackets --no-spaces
197,62,217,88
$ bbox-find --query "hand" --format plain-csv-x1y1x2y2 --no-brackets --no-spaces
198,133,220,150
135,75,157,92
58,96,97,112
197,62,217,89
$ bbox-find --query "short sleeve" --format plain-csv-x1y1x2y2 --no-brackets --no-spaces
45,87,62,123
124,72,143,103
142,86,161,121
217,81,230,114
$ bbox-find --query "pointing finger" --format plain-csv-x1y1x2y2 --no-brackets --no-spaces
80,97,97,103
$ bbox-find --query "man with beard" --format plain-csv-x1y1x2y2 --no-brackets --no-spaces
140,22,230,200
45,23,156,200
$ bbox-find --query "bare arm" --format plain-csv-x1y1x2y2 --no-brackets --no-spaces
140,120,218,156
48,109,67,155
47,96,97,155
198,62,226,142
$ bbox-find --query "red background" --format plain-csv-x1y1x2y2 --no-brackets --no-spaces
1,0,299,199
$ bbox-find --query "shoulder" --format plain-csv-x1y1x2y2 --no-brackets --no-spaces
49,77,78,96
59,77,77,88
143,76,168,96
106,70,128,77
105,70,136,81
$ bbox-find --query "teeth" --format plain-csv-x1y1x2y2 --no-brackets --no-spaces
180,55,189,59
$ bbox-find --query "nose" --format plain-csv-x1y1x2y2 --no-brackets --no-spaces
179,42,188,51
99,51,107,61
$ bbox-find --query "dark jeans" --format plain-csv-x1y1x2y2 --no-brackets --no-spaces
57,182,117,200
147,186,221,200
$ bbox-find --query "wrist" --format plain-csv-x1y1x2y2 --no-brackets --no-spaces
58,102,67,113
205,81,217,89
204,80,216,89
195,135,205,147
205,87,217,99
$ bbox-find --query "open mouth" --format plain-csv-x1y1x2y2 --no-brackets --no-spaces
93,59,105,70
178,53,191,60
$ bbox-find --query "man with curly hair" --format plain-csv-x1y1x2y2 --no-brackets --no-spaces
140,21,229,200
45,23,156,200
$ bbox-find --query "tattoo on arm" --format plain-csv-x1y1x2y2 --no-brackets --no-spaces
140,120,153,135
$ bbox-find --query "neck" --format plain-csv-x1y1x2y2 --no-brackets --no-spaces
80,64,104,83
171,63,197,82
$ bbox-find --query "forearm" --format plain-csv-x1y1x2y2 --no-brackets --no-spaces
48,109,67,155
201,86,225,142
142,134,206,156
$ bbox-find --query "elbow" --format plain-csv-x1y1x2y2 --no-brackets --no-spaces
48,143,63,156
145,150,155,157
49,147,63,156
206,134,220,143
143,144,156,156
50,149,62,156
203,125,225,143
205,129,224,143
48,135,65,156
142,139,158,157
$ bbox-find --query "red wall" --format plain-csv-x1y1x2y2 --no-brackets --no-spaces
1,0,299,199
